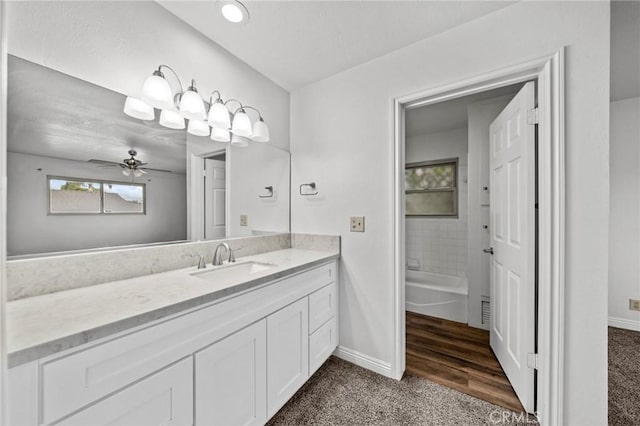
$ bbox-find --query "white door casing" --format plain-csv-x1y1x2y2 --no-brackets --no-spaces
489,81,536,413
205,158,226,240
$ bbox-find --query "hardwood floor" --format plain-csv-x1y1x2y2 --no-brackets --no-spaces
405,311,524,412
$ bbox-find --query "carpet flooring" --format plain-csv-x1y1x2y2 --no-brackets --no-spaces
609,327,640,426
268,357,537,425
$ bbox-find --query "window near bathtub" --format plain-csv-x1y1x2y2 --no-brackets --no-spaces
405,159,458,217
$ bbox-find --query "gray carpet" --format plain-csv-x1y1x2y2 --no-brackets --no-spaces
609,327,640,426
268,357,537,425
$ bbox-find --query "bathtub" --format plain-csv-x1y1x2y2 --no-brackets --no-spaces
405,269,468,324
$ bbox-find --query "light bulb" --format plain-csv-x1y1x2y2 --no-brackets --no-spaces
251,118,270,142
208,101,231,129
211,127,231,143
220,1,249,23
159,110,185,129
179,80,206,120
231,134,249,147
231,109,252,137
141,70,173,109
187,120,211,137
123,97,154,120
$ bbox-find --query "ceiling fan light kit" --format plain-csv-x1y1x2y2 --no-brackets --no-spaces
124,64,270,145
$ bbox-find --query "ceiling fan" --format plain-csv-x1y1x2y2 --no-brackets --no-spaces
88,149,172,177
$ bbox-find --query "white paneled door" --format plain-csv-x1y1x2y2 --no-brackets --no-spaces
205,158,226,240
488,81,536,413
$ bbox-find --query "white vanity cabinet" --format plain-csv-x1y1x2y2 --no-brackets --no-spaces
195,320,267,426
8,259,338,426
56,358,193,426
267,297,310,418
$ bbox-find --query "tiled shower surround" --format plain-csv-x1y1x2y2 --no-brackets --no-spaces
406,219,468,277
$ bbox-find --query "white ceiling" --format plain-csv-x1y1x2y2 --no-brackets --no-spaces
405,83,522,138
157,0,515,91
8,56,188,174
611,0,640,102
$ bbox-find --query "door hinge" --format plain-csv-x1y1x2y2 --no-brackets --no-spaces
527,352,539,369
527,108,539,125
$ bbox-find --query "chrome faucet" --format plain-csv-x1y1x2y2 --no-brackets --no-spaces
212,242,235,266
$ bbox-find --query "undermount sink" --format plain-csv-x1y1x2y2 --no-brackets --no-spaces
191,261,277,282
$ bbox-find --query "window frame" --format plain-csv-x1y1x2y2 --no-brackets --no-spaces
47,175,147,216
405,158,458,218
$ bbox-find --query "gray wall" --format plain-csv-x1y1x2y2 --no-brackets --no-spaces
7,152,186,256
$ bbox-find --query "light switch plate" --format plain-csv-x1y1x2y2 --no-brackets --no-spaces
630,299,640,311
350,216,365,232
240,215,248,226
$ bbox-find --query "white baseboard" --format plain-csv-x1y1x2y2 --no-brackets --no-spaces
333,346,393,378
608,316,640,331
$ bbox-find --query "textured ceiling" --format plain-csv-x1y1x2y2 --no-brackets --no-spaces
157,0,515,91
7,55,188,174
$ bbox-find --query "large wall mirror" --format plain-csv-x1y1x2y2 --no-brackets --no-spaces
7,55,290,258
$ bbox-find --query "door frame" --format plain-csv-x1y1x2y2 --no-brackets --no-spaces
391,49,565,425
187,146,231,240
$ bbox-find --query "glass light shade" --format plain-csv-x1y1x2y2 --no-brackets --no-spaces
231,110,252,137
123,97,154,120
141,74,173,109
179,90,207,120
187,120,211,137
122,168,131,177
159,109,186,129
211,127,231,143
251,119,270,142
133,169,144,178
230,134,249,147
208,101,231,129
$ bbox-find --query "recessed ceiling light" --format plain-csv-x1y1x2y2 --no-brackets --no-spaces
219,0,250,24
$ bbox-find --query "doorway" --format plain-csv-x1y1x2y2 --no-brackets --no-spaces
403,83,531,412
391,51,566,425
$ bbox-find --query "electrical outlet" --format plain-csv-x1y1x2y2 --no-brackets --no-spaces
630,299,640,311
240,215,248,227
350,216,365,232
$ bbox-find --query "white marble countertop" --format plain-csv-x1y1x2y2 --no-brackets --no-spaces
7,248,339,367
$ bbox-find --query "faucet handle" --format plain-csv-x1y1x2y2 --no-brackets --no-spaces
189,253,207,269
228,248,236,263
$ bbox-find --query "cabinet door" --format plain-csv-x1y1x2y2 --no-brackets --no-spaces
57,358,193,426
267,297,309,418
195,320,267,426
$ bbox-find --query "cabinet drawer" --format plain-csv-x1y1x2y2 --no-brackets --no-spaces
56,357,193,426
41,316,201,424
309,317,337,374
308,282,337,334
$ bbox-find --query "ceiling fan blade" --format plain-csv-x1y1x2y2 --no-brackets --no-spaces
139,167,173,173
88,159,121,166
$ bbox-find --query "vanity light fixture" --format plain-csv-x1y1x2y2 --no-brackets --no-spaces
230,134,250,147
187,119,211,137
123,97,154,121
220,0,250,24
179,80,207,120
211,127,231,143
124,64,270,145
159,109,185,130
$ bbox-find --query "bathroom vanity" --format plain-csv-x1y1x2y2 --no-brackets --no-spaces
7,247,339,426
